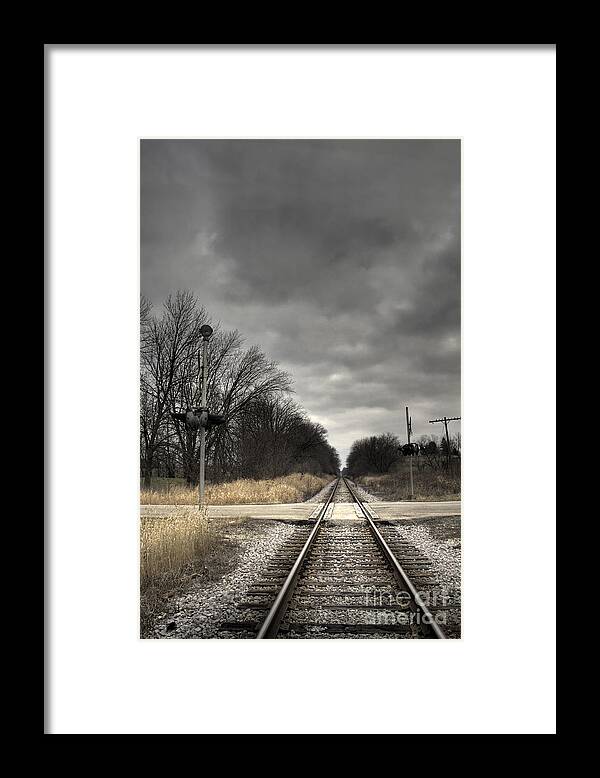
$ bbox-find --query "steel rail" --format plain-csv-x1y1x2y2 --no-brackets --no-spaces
342,477,447,639
256,476,341,638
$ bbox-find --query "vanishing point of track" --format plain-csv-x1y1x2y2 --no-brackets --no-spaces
220,477,447,639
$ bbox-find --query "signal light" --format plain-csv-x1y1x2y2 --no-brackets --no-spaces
401,443,420,456
206,413,226,429
170,408,226,430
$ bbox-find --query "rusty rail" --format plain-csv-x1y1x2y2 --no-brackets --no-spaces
342,477,447,639
256,477,341,638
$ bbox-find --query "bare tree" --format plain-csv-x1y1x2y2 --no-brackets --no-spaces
228,396,340,479
140,291,207,487
141,291,340,486
207,345,291,480
346,433,401,476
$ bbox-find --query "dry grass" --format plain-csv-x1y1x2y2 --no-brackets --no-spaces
140,508,214,586
140,507,230,636
357,462,461,501
140,472,331,505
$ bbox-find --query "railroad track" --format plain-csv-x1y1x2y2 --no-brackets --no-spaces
219,477,448,639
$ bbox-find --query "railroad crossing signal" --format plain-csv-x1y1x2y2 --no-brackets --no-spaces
171,323,224,509
170,408,226,430
206,412,226,429
401,443,420,456
195,408,227,430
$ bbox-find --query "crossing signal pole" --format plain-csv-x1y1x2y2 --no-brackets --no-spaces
198,324,213,509
406,406,414,500
169,328,226,511
428,415,461,469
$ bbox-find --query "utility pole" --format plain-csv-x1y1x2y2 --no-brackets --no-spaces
198,324,213,509
406,406,414,500
428,416,461,470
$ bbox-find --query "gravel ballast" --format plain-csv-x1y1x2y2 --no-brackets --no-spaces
305,479,336,503
345,480,379,503
150,520,298,639
306,478,379,504
390,518,461,637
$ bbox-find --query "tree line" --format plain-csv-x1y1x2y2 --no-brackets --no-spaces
345,432,461,477
140,291,340,487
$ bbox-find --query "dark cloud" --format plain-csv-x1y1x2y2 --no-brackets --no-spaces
141,140,461,463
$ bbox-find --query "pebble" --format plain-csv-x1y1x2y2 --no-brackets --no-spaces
152,521,297,639
390,521,461,637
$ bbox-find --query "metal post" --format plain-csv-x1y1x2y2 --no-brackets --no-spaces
198,338,208,509
406,406,414,500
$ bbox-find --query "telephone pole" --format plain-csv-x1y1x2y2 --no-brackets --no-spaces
428,415,461,469
406,406,414,500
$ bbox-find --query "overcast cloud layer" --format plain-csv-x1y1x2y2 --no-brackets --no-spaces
141,140,461,465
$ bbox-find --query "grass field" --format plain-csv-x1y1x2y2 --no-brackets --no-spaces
357,461,460,501
140,507,234,636
140,472,332,505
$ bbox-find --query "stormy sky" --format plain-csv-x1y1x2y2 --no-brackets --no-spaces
141,140,461,465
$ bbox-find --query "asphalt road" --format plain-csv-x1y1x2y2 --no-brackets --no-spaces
141,500,461,521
